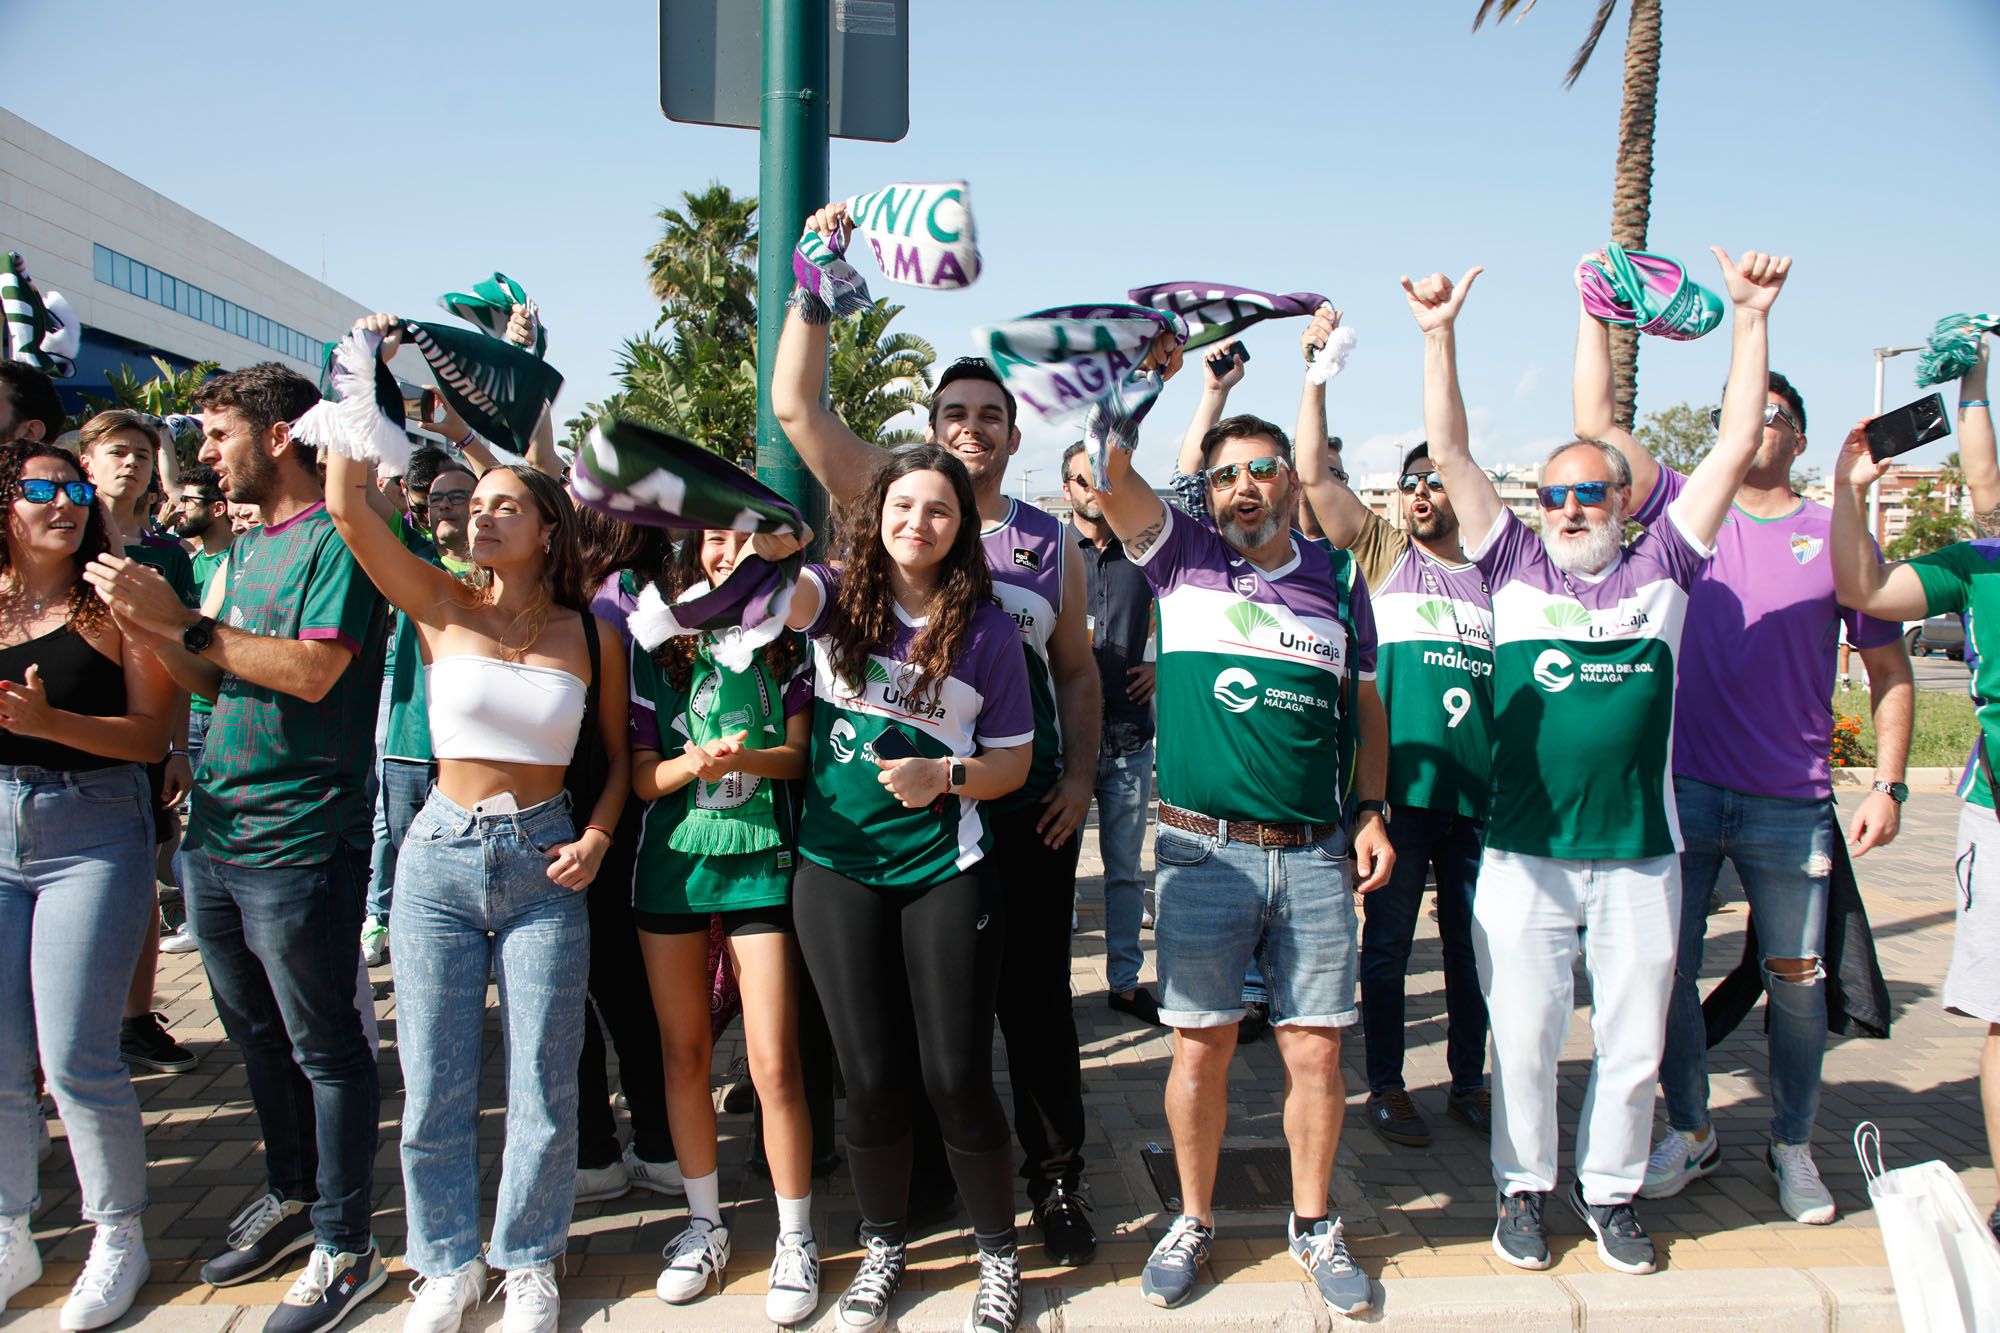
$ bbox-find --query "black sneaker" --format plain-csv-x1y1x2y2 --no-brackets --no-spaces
1366,1089,1432,1147
1990,1201,1999,1246
1567,1179,1657,1275
1237,1000,1271,1045
202,1193,316,1287
1031,1180,1097,1266
721,1053,756,1114
837,1234,905,1333
964,1243,1022,1333
263,1243,385,1333
1491,1191,1549,1270
1107,986,1164,1027
1446,1086,1492,1135
120,1011,197,1074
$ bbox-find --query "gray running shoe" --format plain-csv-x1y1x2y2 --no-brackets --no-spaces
1491,1190,1549,1269
1139,1216,1212,1309
1286,1215,1371,1315
1568,1180,1657,1275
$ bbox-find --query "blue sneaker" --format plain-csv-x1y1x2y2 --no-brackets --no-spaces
1139,1216,1212,1309
1287,1215,1371,1315
263,1243,385,1333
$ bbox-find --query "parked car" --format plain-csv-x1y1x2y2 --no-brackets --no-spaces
1907,613,1966,660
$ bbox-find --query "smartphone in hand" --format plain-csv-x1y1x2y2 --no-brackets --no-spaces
1866,392,1950,462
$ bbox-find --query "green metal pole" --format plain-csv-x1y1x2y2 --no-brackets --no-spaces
755,0,829,538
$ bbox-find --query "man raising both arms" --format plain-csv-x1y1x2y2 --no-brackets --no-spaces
1079,375,1393,1313
1570,266,1913,1225
772,202,1103,1265
1409,248,1791,1276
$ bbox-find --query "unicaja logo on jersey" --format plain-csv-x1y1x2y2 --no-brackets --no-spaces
1533,648,1575,693
1213,667,1260,712
828,718,858,763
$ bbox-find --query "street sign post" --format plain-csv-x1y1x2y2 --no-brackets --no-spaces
661,0,909,525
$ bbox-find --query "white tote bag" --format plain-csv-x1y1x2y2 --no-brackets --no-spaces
1855,1121,2000,1332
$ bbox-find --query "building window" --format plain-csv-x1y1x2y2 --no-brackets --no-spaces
89,242,328,367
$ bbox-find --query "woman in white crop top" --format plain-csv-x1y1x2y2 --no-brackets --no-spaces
325,316,628,1329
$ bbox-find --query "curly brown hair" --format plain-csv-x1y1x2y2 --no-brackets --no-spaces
647,532,803,694
824,445,992,708
0,441,113,635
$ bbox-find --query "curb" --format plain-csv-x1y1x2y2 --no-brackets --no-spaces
32,1267,1901,1331
1833,765,1957,789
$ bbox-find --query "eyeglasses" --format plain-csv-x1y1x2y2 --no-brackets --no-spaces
1203,457,1287,489
1536,480,1612,509
15,478,96,506
1329,468,1349,484
427,489,473,508
1709,402,1800,433
1397,471,1445,493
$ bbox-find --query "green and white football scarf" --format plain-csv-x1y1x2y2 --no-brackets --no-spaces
1,252,77,377
793,181,979,319
668,639,786,858
1918,312,2000,387
1576,245,1725,341
440,271,546,359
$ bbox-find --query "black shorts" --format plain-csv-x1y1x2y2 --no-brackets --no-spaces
634,903,793,937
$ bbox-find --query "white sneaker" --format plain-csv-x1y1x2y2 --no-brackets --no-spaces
360,917,389,968
623,1144,686,1197
498,1261,559,1333
573,1157,631,1204
160,923,200,954
406,1256,487,1333
1638,1127,1720,1199
0,1213,42,1310
765,1232,820,1326
1768,1142,1837,1224
59,1221,148,1331
655,1219,730,1303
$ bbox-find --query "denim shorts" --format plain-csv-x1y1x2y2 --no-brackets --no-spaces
1152,821,1358,1029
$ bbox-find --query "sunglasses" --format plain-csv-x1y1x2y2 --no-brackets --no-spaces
1536,480,1612,509
16,478,97,506
1708,402,1799,433
1203,457,1287,489
1397,470,1445,493
1064,474,1090,488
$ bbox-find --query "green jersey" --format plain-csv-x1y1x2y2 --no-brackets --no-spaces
1910,538,2000,809
187,504,386,865
187,548,228,716
1473,506,1709,859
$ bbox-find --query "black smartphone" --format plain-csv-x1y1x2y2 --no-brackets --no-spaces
1866,392,1950,462
870,727,920,761
401,387,439,426
1205,342,1249,376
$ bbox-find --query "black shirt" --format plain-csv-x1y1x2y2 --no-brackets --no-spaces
1073,523,1156,759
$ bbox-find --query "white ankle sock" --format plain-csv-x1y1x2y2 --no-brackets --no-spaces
776,1191,813,1242
683,1170,722,1227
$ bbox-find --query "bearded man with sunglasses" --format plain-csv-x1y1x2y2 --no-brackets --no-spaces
1408,248,1791,1277
1572,272,1912,1227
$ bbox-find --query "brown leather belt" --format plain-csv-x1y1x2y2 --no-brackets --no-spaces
1158,801,1335,849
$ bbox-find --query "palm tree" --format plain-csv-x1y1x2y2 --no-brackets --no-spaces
79,355,219,469
646,183,759,343
829,301,936,444
1476,0,1662,430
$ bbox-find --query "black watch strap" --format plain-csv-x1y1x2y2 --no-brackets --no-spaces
1355,799,1390,824
182,615,217,655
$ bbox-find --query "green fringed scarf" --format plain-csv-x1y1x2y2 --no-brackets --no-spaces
669,639,785,857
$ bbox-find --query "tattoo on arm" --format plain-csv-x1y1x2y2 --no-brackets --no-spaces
1976,505,2000,538
1127,518,1166,558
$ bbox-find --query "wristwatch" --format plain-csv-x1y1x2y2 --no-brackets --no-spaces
1355,799,1391,825
946,759,968,792
1872,780,1909,803
182,615,217,655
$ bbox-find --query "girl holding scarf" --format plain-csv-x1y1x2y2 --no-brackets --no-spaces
628,529,818,1326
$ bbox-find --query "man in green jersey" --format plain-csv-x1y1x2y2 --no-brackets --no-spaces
1831,362,2000,1246
1407,249,1792,1277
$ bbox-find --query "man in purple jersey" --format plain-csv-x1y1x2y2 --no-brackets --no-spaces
1574,284,1915,1226
772,200,1105,1266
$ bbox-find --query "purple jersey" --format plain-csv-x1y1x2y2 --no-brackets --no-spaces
1635,468,1902,800
980,499,1067,809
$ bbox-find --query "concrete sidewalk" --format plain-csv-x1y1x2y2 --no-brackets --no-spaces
9,791,1982,1329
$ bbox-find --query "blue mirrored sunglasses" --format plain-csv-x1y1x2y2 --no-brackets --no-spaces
15,478,96,506
1535,480,1611,509
1397,471,1445,493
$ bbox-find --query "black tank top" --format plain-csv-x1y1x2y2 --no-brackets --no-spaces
0,623,127,771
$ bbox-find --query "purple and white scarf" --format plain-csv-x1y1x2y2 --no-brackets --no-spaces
1127,281,1330,351
793,181,979,319
974,304,1189,488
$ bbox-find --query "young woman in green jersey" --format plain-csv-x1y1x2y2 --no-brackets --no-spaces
630,528,818,1325
753,446,1035,1333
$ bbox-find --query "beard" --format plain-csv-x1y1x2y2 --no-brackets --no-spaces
1543,507,1624,574
1071,494,1103,522
228,447,278,506
1409,505,1457,543
173,511,214,539
1218,505,1287,551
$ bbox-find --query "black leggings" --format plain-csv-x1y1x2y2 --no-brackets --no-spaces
793,860,1014,1240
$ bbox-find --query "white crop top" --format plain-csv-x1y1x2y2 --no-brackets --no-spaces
425,656,588,765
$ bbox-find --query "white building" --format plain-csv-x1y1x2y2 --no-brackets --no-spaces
0,107,428,415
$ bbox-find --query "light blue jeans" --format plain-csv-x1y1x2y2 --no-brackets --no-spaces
1660,775,1832,1145
393,788,590,1275
0,764,155,1224
1093,742,1153,994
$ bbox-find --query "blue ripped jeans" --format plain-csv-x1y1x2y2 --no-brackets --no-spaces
393,789,589,1275
1659,775,1832,1146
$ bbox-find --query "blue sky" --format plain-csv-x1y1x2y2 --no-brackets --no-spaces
8,0,1998,492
